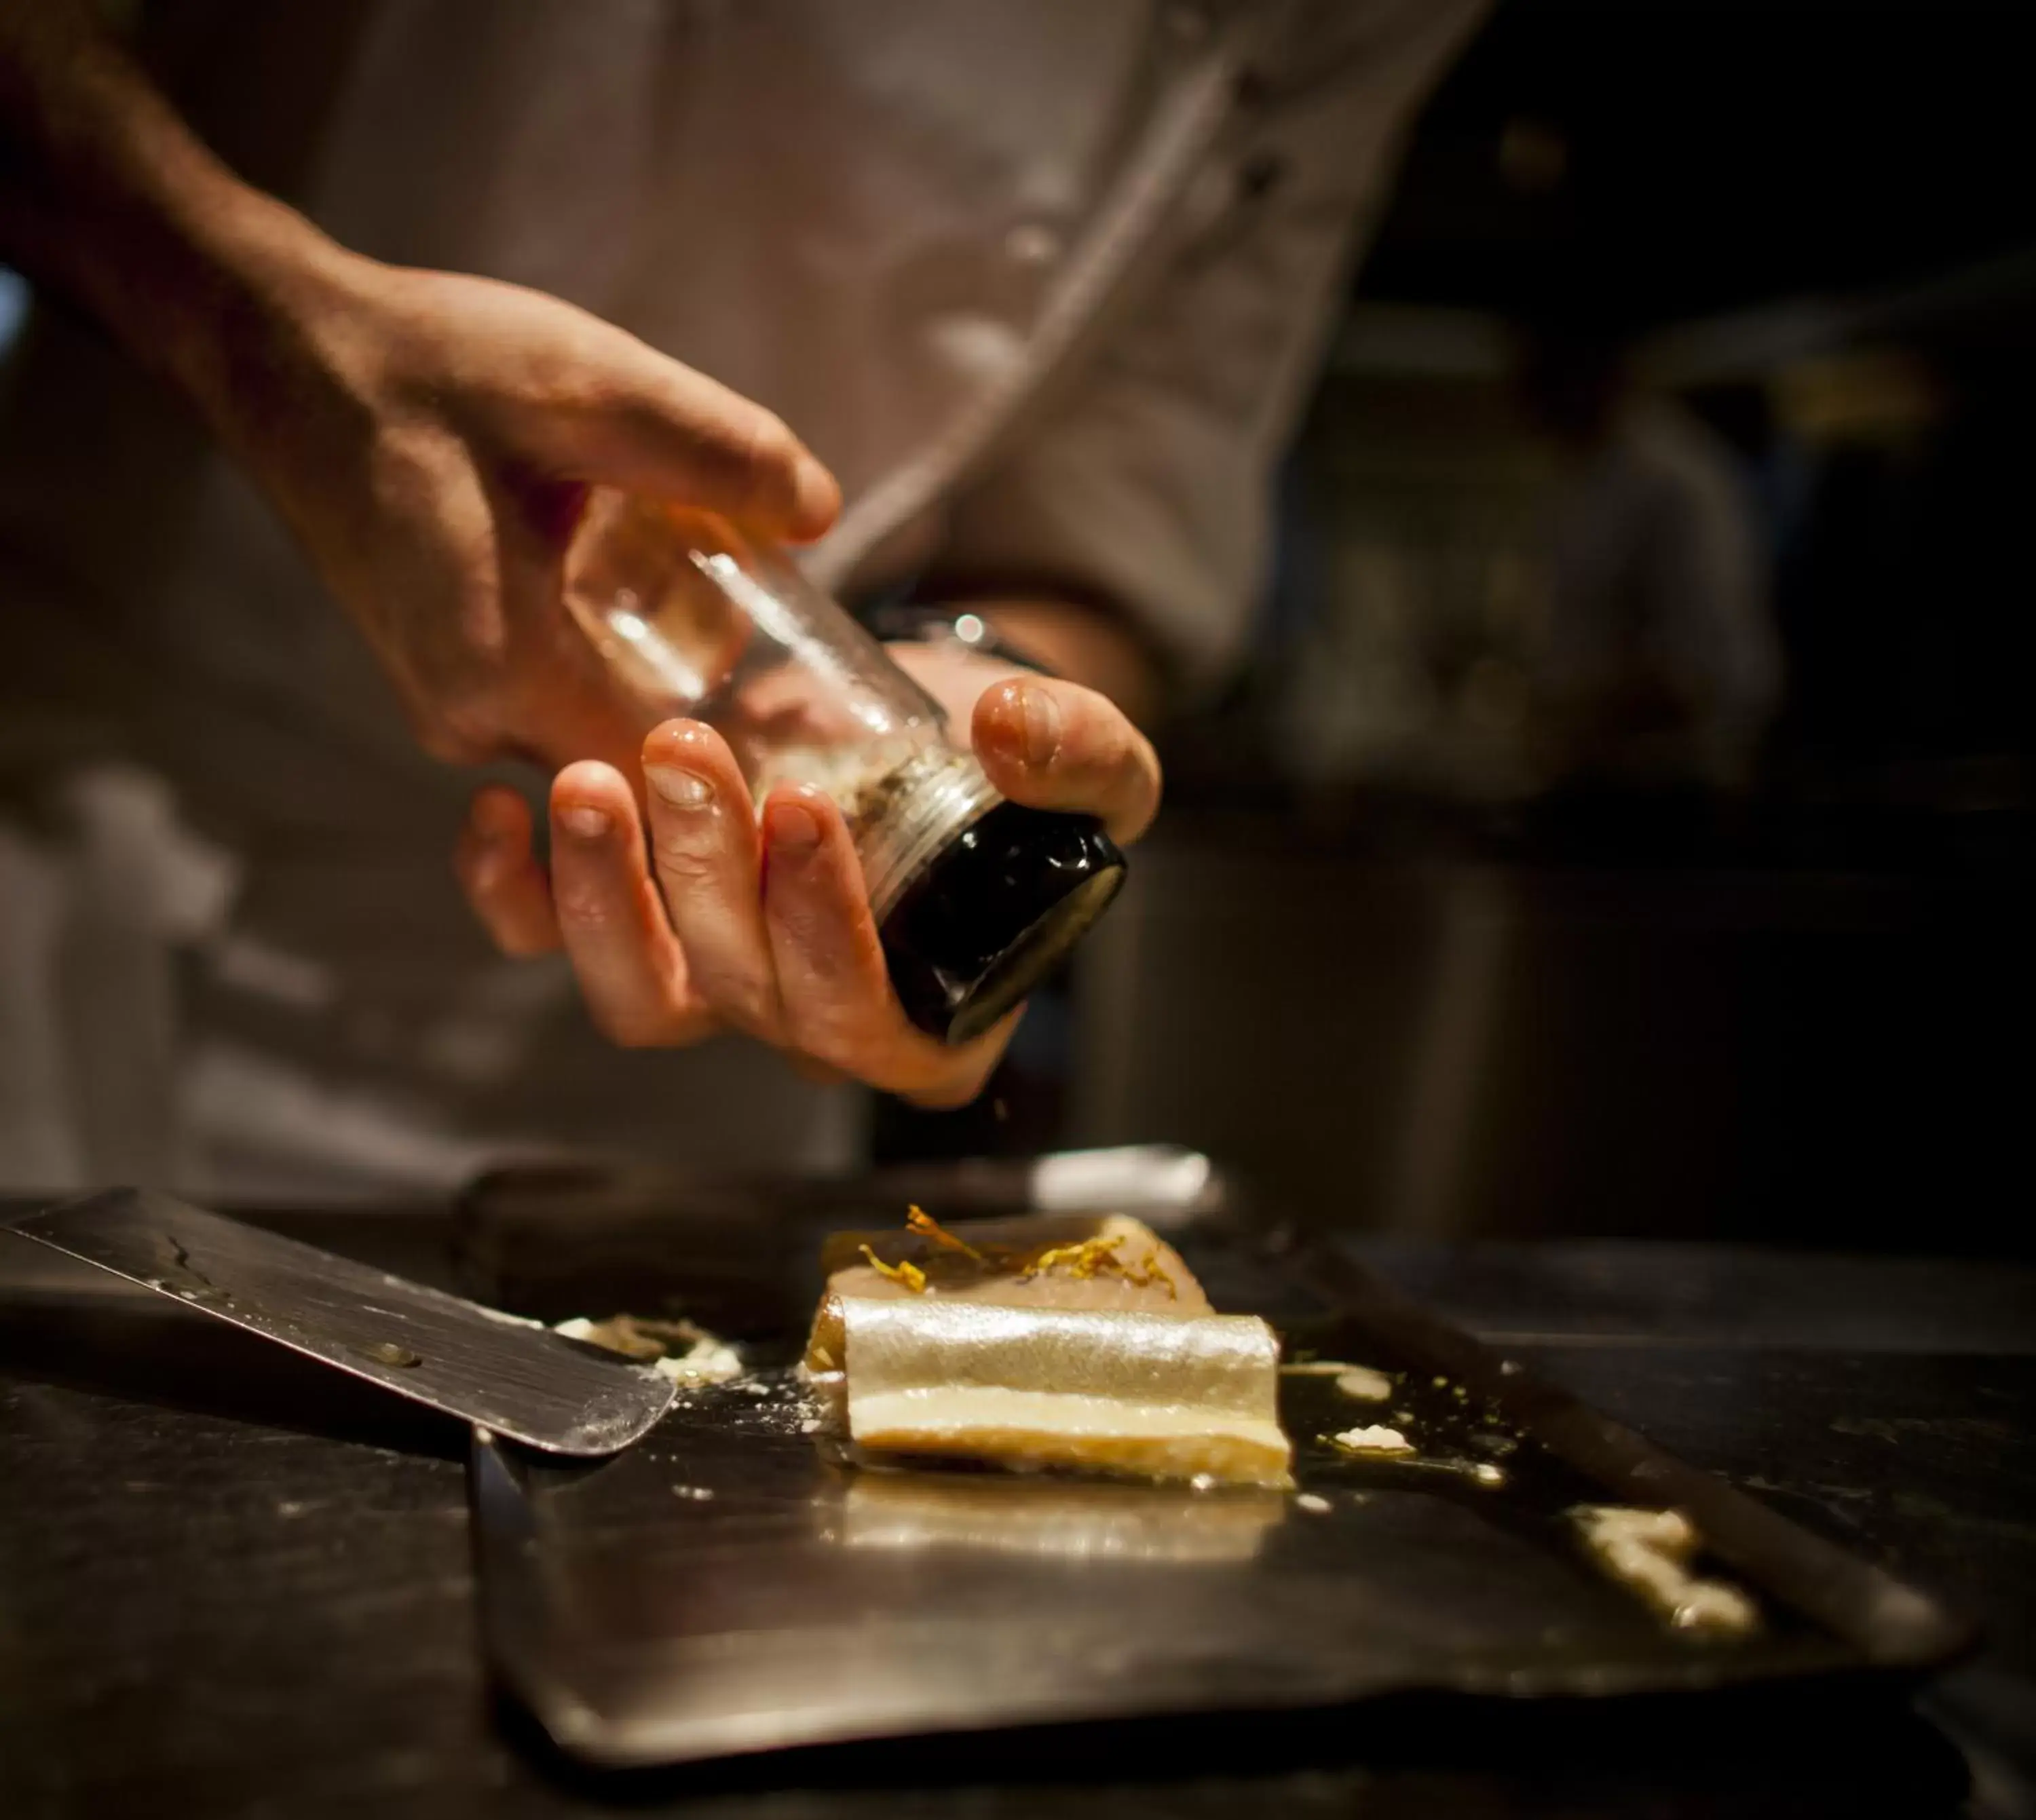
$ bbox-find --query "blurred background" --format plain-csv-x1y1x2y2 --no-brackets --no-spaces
4,0,2029,1257
881,0,2036,1257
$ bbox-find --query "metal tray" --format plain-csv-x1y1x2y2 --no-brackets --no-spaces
455,1150,1975,1769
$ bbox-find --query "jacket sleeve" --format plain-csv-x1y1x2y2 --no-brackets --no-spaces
925,0,1490,698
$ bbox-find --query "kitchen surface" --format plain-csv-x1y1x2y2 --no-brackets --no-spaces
4,1200,2032,1819
3,3,2034,1814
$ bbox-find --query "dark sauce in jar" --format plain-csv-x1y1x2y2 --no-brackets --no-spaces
878,801,1127,1046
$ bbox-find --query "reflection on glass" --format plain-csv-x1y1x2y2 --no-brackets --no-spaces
563,489,994,922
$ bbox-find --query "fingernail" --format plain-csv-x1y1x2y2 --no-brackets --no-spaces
646,764,714,809
767,797,823,854
558,803,611,839
1015,681,1061,767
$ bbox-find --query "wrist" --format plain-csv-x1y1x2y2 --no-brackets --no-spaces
140,193,369,451
867,604,1063,681
974,601,1163,729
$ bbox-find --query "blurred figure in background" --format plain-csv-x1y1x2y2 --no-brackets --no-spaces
1517,323,1782,817
0,2,1484,1194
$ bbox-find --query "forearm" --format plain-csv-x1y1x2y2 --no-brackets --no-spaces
0,0,341,440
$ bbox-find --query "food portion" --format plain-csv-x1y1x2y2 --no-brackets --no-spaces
808,1210,1292,1489
1327,1424,1415,1456
842,1299,1291,1487
1572,1504,1761,1637
552,1313,744,1385
1281,1359,1395,1403
805,1209,1207,1371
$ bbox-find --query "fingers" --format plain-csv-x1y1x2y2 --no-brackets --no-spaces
463,757,1014,1101
971,677,1163,843
759,785,1013,1106
561,330,840,542
454,787,561,955
639,721,782,1038
548,761,717,1047
641,728,1017,1102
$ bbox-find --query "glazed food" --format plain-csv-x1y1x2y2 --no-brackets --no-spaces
807,1210,1292,1489
806,1210,1206,1364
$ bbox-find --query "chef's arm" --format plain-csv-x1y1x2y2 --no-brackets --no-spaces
0,0,837,771
0,0,302,426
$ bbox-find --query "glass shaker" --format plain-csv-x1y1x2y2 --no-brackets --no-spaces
561,491,1127,1045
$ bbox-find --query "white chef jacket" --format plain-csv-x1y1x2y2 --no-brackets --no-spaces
0,0,1484,1195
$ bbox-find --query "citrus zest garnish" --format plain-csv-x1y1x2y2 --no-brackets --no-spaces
877,1209,1176,1299
1018,1237,1178,1300
859,1245,927,1293
1021,1237,1118,1280
906,1206,989,1263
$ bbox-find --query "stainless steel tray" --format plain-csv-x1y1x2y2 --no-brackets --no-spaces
457,1150,1974,1769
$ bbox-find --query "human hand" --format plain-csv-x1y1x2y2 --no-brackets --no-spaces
212,248,840,772
0,7,828,774
453,659,1161,1106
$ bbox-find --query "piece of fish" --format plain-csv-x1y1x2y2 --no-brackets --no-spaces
839,1297,1293,1489
805,1212,1207,1372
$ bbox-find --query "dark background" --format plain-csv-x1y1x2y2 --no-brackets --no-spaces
882,0,2036,1261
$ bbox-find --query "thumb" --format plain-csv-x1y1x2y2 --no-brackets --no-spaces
973,677,1162,845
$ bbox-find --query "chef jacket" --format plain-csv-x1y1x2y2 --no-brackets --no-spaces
0,0,1485,1194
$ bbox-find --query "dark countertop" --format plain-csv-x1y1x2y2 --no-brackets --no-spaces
2,1211,2032,1819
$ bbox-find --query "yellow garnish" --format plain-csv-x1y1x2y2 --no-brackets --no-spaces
867,1210,1176,1300
1134,1259,1180,1300
859,1245,927,1293
1021,1237,1118,1280
906,1206,990,1263
1019,1237,1178,1300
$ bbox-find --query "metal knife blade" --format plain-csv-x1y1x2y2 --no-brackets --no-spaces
7,1188,673,1455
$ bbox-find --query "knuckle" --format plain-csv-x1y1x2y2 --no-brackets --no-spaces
553,885,619,930
650,835,724,887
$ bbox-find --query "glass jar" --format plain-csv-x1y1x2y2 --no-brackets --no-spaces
562,491,1126,1044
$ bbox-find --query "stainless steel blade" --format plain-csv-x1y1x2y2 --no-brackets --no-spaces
8,1189,673,1455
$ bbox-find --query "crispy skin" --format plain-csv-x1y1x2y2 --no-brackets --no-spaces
837,1298,1292,1490
805,1213,1207,1371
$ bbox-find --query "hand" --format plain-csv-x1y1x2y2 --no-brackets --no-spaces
213,250,840,772
454,658,1162,1107
0,5,837,774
